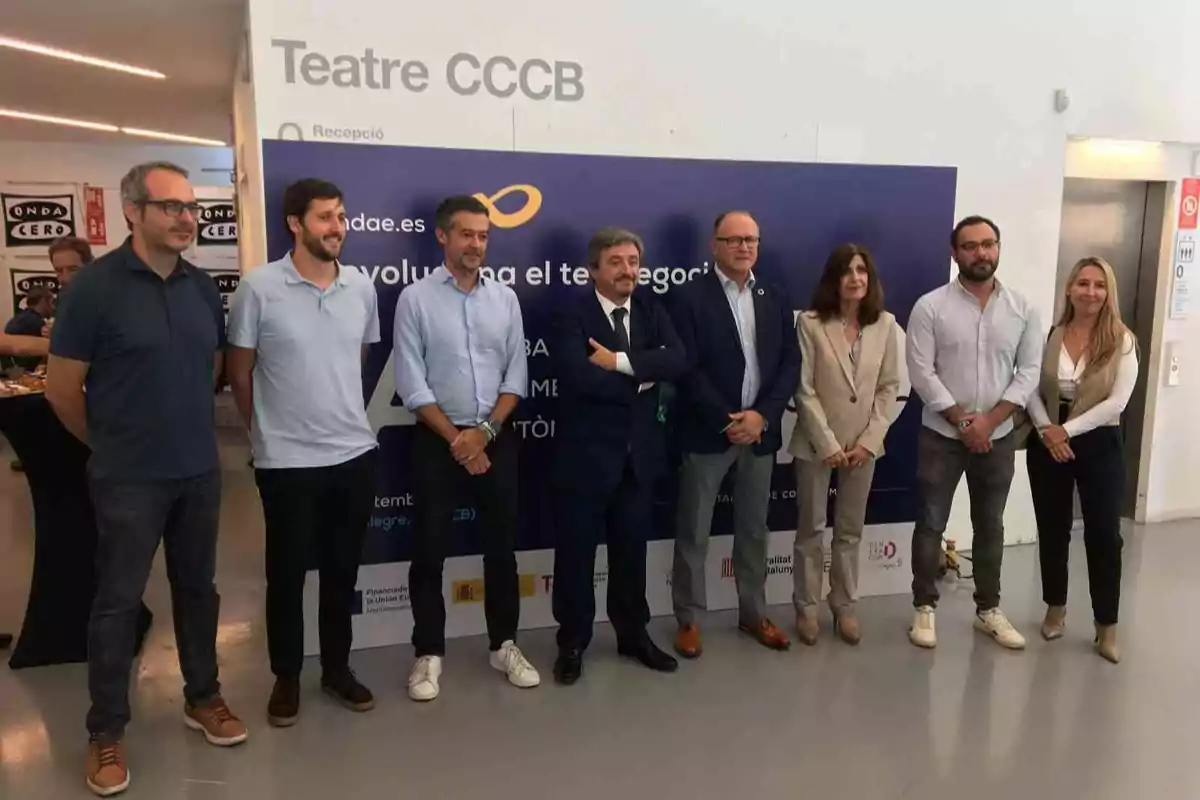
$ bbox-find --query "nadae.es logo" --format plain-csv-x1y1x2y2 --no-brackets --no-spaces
473,184,542,229
2,193,76,247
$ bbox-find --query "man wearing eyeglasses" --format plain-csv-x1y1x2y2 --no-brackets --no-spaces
668,210,801,658
905,215,1042,653
47,161,246,798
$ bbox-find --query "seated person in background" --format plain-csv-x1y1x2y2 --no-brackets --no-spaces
4,287,55,372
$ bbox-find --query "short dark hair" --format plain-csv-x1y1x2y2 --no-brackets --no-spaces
435,195,490,232
282,179,344,227
951,215,1000,248
809,243,885,326
587,227,644,269
25,286,55,307
713,209,757,233
48,236,94,264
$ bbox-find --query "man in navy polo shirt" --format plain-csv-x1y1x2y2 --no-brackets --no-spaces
226,179,379,728
46,161,246,798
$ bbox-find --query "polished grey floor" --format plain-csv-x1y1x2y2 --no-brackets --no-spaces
1,433,1196,799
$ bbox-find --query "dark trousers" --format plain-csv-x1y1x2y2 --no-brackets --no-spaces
86,470,222,739
255,449,376,677
553,460,651,651
410,423,519,657
1027,426,1124,625
911,428,1016,611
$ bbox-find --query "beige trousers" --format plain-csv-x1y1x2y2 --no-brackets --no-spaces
793,458,877,613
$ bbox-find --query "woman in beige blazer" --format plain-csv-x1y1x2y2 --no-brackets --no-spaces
788,244,900,645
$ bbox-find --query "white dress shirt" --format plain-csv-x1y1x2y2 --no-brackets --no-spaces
595,290,652,392
906,278,1043,440
1027,332,1138,437
716,267,761,409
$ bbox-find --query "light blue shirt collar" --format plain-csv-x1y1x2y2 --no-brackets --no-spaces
434,264,487,292
281,251,350,289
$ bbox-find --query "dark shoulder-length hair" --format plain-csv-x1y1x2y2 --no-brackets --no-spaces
809,243,884,326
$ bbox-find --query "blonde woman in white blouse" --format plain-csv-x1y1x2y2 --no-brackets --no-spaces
1027,256,1137,664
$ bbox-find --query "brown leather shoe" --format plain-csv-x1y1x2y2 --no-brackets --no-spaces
739,618,791,651
796,611,819,646
834,612,861,646
184,696,248,746
86,737,129,796
674,623,702,659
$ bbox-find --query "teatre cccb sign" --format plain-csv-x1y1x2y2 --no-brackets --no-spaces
272,39,584,101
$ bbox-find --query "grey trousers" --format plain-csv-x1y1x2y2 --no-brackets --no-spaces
911,428,1016,611
794,457,876,614
672,446,774,627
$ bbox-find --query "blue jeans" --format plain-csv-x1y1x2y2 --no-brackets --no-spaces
86,470,222,739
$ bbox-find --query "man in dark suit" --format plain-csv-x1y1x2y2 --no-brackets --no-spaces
669,210,801,658
550,227,689,685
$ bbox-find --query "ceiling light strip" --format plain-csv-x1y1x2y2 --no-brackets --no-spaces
121,127,227,146
0,35,166,79
0,107,119,132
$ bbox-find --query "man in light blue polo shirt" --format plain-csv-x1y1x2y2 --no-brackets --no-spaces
226,179,379,728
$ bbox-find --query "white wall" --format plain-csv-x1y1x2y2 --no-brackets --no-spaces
0,141,232,192
233,34,268,271
0,141,234,322
243,0,1200,545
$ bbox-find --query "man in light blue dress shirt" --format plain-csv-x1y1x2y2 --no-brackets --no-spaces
393,195,540,701
905,215,1042,652
227,179,380,728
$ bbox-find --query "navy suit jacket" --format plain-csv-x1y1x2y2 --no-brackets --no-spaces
551,289,688,492
669,269,801,456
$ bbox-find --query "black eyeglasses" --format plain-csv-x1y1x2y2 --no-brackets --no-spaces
715,236,761,248
958,239,999,254
140,199,204,218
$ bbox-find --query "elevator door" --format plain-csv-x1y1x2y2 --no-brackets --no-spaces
1056,178,1156,519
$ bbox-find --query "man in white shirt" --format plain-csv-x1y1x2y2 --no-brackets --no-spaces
227,179,380,726
905,215,1043,651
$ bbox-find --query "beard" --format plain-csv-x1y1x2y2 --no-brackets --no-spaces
453,250,484,272
959,257,998,283
301,228,342,262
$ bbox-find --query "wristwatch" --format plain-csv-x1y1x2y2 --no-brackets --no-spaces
956,419,971,430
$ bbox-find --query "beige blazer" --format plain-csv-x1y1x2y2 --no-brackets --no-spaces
788,310,901,461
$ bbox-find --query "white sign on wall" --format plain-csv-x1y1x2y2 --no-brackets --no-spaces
1171,232,1196,320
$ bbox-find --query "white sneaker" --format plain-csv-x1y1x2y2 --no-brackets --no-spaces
489,641,540,688
975,608,1026,650
408,655,442,701
909,606,937,649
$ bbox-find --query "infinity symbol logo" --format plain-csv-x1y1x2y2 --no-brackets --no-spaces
473,184,543,228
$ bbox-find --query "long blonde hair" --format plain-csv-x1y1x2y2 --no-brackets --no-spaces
1057,256,1135,373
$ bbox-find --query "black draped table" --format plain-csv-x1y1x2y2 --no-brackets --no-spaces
0,392,150,669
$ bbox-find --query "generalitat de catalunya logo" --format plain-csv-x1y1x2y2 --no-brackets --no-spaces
472,184,542,228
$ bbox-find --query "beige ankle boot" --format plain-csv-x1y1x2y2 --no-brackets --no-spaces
1094,624,1120,664
1041,605,1067,641
796,610,819,646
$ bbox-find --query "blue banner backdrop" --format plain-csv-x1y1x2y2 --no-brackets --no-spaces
261,140,956,567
